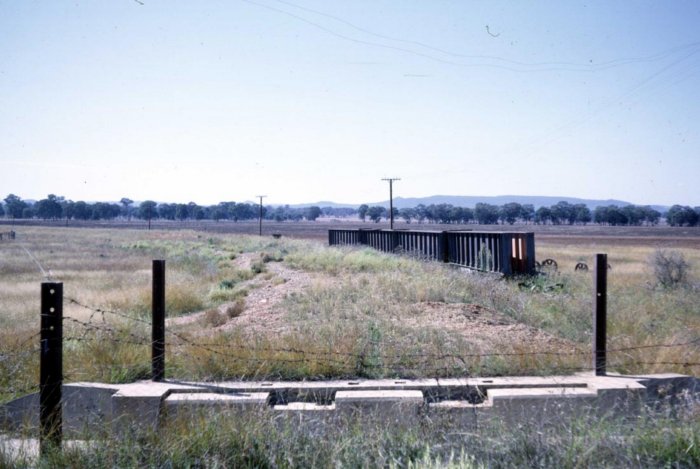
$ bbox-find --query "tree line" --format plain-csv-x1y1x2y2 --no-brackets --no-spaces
0,194,351,222
358,201,700,227
2,193,699,227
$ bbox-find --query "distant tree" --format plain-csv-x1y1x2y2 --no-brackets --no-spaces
305,206,322,221
22,206,35,218
120,198,133,220
534,207,552,225
595,205,628,226
91,202,120,220
430,204,453,223
35,194,64,219
414,204,427,223
448,206,464,224
232,203,255,221
158,203,177,220
187,202,205,220
641,206,661,225
550,201,576,225
520,204,535,224
367,206,386,223
459,207,474,224
573,204,592,225
139,200,158,221
666,205,699,227
72,201,91,220
400,207,415,223
321,206,356,218
474,203,500,225
424,204,437,223
215,202,234,220
0,203,4,217
4,194,27,219
358,204,369,222
499,202,522,225
271,206,285,222
175,204,189,220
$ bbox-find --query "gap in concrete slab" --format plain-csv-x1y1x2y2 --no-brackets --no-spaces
424,386,485,405
268,389,336,406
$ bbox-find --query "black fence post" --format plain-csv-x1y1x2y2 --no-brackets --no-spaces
593,253,607,376
152,260,166,381
498,234,513,276
440,232,450,263
40,282,63,457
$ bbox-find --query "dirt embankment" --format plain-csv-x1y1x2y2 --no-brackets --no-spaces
170,253,576,354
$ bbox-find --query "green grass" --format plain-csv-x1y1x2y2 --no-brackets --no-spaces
3,405,698,468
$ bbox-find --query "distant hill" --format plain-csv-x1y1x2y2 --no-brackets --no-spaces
286,201,358,209
290,195,669,212
278,195,669,212
375,195,636,210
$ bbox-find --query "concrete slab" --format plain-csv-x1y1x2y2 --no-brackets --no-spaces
0,393,38,432
2,374,697,435
162,392,269,426
111,381,201,434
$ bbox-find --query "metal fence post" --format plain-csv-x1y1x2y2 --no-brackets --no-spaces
40,282,63,457
152,260,166,381
594,253,607,376
440,232,450,263
498,234,513,275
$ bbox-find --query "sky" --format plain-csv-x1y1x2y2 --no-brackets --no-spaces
1,0,699,206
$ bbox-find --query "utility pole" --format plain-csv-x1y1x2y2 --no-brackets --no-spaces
381,178,400,230
256,195,266,236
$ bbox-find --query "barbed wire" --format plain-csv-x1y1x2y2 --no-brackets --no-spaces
4,296,699,398
66,297,152,326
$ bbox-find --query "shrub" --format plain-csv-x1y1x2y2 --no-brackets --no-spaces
649,249,691,288
226,299,246,318
202,308,227,327
251,261,266,274
209,286,249,303
261,250,285,263
166,287,206,315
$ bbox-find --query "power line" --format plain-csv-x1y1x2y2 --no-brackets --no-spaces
245,0,700,73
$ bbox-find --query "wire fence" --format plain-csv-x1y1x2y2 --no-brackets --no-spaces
2,290,699,407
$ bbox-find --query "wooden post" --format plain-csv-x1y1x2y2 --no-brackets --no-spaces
40,282,63,457
593,253,607,376
152,260,166,381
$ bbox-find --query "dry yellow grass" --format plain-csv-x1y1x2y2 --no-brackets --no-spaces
1,226,698,403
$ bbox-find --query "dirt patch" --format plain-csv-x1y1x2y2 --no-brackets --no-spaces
400,302,577,354
168,254,332,335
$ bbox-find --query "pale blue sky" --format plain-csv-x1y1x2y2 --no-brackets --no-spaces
1,1,699,206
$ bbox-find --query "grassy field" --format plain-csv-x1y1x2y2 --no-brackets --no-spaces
4,406,699,468
1,224,699,467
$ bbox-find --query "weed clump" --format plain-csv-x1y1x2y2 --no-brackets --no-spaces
226,299,246,319
202,308,227,327
250,260,266,274
649,249,691,288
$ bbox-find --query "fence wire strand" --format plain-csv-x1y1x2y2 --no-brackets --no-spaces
5,297,698,398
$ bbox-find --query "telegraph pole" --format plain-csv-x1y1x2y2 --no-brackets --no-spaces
381,178,400,230
256,195,266,236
